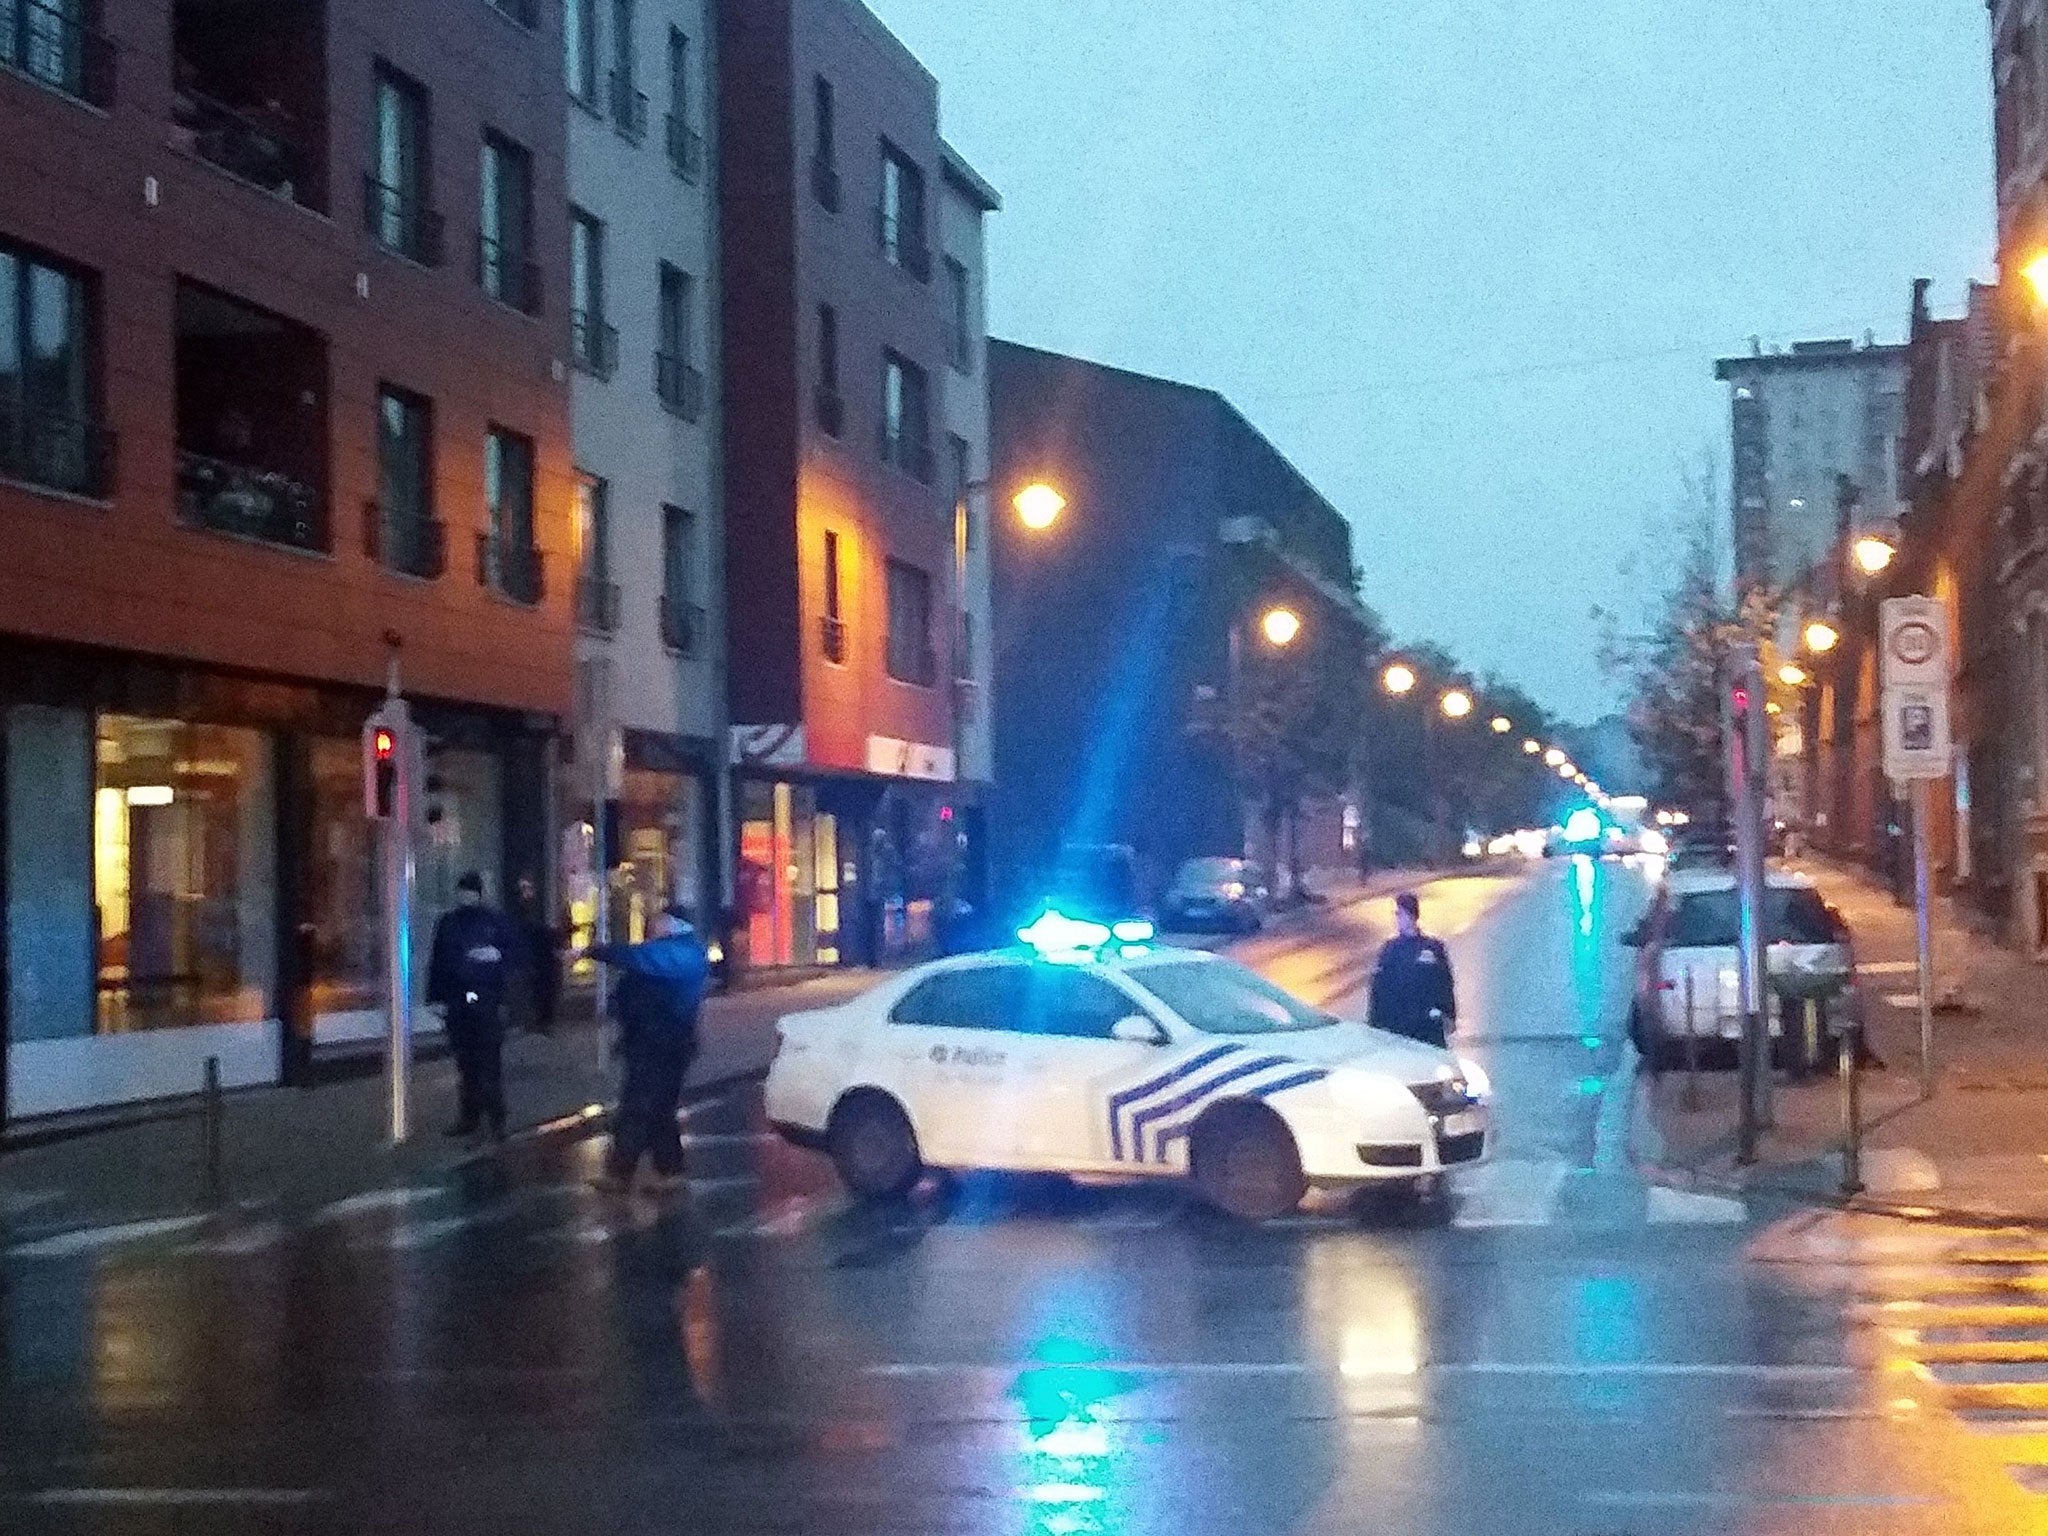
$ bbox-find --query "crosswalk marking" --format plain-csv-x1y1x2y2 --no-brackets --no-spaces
314,1187,440,1223
1452,1158,1569,1227
8,1214,210,1259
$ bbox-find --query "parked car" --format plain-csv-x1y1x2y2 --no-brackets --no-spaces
1664,829,1736,873
1160,857,1270,934
1622,868,1853,1068
765,941,1491,1221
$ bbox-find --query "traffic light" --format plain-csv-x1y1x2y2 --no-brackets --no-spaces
362,708,411,820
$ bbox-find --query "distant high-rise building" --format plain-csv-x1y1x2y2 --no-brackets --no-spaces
1713,339,1907,590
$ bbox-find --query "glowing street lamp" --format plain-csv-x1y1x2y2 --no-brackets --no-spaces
1778,662,1809,688
1013,481,1067,531
1440,689,1474,720
1522,738,1541,755
1544,747,1567,768
1260,605,1302,648
1851,534,1896,576
1803,619,1840,655
1557,762,1577,780
1381,662,1417,696
2027,250,2048,308
1490,715,1513,734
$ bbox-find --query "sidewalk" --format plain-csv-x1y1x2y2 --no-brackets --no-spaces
0,972,875,1237
1638,855,2048,1223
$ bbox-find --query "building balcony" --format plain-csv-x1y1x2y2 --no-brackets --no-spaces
665,112,702,182
609,69,647,142
811,154,839,212
575,570,620,633
814,383,844,438
178,450,321,551
477,530,543,605
880,426,933,484
659,594,706,655
477,234,542,316
362,174,444,267
172,84,315,206
571,309,618,379
362,499,445,579
2,0,116,108
655,351,704,421
876,208,930,281
0,401,113,498
820,613,847,665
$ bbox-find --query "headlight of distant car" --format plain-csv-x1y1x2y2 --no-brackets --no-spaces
1457,1057,1492,1101
1224,882,1246,900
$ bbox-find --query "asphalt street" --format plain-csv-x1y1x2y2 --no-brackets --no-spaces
6,860,2048,1533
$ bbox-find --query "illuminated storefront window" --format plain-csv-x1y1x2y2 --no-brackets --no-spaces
737,780,840,967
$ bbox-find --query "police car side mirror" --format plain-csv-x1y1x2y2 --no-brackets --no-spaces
1111,1015,1168,1046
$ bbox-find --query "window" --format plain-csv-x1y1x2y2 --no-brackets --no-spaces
881,351,930,481
813,303,843,436
0,239,104,496
821,529,846,663
1665,888,1841,949
1136,959,1337,1037
482,425,539,602
3,0,111,106
569,209,612,376
655,262,700,419
945,256,971,371
660,504,700,652
479,131,535,312
368,64,437,265
879,144,928,278
564,0,597,104
1021,970,1140,1040
664,26,701,180
575,472,616,631
374,385,439,577
811,74,838,208
891,965,1026,1030
94,716,275,1034
886,558,935,686
609,0,644,139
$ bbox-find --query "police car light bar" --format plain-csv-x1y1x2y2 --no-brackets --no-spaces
1018,909,1114,956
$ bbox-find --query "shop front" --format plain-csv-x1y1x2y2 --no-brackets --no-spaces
1,646,552,1125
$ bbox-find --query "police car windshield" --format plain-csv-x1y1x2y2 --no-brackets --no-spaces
1135,959,1335,1036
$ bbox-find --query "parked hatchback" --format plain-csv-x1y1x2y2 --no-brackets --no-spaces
1161,857,1270,934
1622,869,1852,1067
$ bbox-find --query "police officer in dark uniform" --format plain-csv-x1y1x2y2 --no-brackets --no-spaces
1368,891,1458,1047
426,871,518,1140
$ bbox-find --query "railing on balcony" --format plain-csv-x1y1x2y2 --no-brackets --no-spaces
362,499,445,578
477,234,542,315
659,594,706,655
814,383,844,438
810,155,840,212
576,570,620,632
486,0,538,28
665,112,703,183
363,174,444,266
655,352,704,421
609,70,647,141
0,401,113,497
880,427,933,484
571,309,618,379
1,0,115,107
476,530,543,604
177,450,321,551
172,84,309,205
876,208,930,281
820,613,847,665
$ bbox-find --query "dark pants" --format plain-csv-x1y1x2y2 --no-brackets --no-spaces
1379,1013,1450,1050
608,1037,694,1178
446,1003,506,1134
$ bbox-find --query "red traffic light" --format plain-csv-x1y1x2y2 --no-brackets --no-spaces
373,727,396,761
1731,686,1750,713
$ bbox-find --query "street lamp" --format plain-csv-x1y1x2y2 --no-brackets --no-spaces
1850,534,1896,576
1439,688,1473,720
1260,605,1303,648
2026,250,2048,308
1778,662,1809,688
1803,619,1840,655
1381,662,1417,696
1522,738,1541,755
1557,762,1577,780
1490,715,1512,734
1544,747,1567,768
1013,481,1067,531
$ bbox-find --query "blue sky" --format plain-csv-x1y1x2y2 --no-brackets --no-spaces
868,0,1996,722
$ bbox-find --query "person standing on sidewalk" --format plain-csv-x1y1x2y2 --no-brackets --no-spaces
427,871,518,1141
510,872,561,1036
586,904,711,1194
1368,891,1458,1047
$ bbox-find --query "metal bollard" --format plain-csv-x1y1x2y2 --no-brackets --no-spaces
1803,998,1822,1079
201,1055,224,1207
1838,1024,1864,1197
1682,969,1700,1111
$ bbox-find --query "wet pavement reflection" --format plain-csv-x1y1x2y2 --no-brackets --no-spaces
4,862,2046,1532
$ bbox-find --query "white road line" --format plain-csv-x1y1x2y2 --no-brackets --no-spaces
173,1222,287,1257
1451,1158,1569,1228
1646,1186,1747,1225
27,1488,324,1508
8,1214,210,1259
355,1213,480,1252
313,1187,440,1223
865,1360,1858,1382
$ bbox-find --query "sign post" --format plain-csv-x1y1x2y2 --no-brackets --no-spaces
1727,643,1772,1161
1880,596,1951,1099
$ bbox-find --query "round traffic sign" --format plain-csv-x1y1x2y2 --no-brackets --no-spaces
1890,620,1938,668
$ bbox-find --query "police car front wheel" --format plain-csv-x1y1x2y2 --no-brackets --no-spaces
828,1091,924,1199
1191,1102,1307,1221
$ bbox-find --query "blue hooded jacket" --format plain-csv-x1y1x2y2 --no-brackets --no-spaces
588,930,710,1048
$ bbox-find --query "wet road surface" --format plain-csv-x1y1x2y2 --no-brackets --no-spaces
6,860,2048,1532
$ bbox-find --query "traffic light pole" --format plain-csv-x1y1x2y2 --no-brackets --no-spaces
1729,642,1772,1162
365,658,416,1146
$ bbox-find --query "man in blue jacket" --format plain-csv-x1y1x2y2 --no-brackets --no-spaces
586,904,711,1193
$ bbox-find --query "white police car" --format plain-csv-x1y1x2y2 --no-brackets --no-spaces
765,912,1490,1221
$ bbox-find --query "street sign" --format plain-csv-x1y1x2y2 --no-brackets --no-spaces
1879,597,1952,781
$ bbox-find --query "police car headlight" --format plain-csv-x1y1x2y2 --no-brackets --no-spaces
1457,1057,1492,1101
1329,1070,1418,1117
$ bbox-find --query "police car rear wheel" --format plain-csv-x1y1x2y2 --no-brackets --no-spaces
828,1092,923,1199
1192,1103,1306,1221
